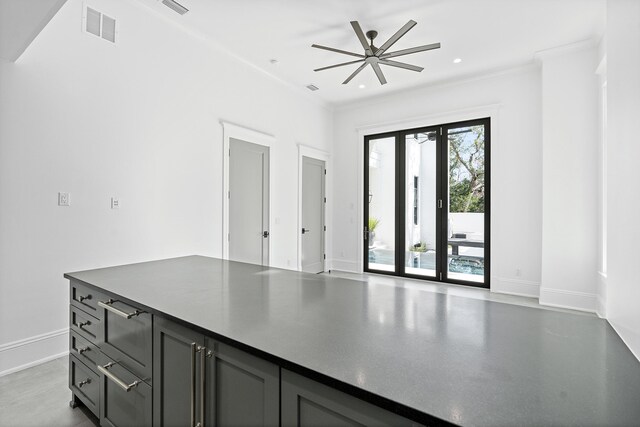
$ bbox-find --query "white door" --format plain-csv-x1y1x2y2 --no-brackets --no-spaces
301,156,325,273
229,138,269,266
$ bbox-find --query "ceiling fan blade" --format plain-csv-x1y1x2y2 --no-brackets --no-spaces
312,44,365,58
314,59,365,72
380,43,441,59
379,59,424,72
350,21,374,56
371,62,387,85
375,20,417,57
342,62,368,84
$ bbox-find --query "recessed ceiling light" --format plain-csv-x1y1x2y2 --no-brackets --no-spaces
453,58,462,64
358,84,366,89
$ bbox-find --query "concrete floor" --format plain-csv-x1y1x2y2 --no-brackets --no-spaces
0,274,594,427
0,357,97,427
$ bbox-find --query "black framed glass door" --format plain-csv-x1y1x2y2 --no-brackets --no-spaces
364,118,490,288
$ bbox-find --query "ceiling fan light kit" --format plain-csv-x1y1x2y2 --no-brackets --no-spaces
312,20,441,86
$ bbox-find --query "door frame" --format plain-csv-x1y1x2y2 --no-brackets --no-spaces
297,144,331,272
221,121,275,262
355,105,499,285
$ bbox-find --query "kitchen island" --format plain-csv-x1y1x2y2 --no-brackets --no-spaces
65,256,640,426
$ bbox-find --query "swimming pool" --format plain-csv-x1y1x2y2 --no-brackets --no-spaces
368,249,484,276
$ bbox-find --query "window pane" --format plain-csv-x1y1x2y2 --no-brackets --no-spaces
405,131,437,277
447,125,485,283
368,137,395,272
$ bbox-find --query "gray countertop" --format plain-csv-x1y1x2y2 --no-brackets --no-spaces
65,256,640,426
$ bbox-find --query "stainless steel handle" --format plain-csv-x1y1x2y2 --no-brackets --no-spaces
78,294,91,302
77,378,91,388
97,362,141,392
191,343,197,427
77,347,90,355
77,321,90,329
98,299,143,319
200,346,206,427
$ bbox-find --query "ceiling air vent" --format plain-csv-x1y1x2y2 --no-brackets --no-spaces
84,6,117,43
306,84,319,91
161,0,189,15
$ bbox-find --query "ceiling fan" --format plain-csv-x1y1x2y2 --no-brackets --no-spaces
312,20,440,85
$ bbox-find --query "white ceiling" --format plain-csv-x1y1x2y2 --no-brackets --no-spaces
136,0,605,105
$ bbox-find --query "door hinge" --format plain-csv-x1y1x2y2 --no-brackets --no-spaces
324,169,326,175
324,197,327,203
439,272,442,280
363,226,368,240
439,127,443,136
437,199,443,209
324,225,326,231
228,191,230,199
323,254,326,260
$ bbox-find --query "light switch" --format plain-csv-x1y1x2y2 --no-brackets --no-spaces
111,197,120,209
58,192,70,206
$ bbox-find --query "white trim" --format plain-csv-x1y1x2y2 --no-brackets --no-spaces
355,104,501,274
221,121,275,263
491,277,540,298
539,287,597,314
0,328,69,377
596,271,607,318
297,144,331,272
329,259,360,273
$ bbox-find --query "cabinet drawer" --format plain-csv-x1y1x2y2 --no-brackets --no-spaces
99,298,152,382
99,358,152,427
70,355,100,418
70,305,102,345
70,330,107,371
70,281,106,320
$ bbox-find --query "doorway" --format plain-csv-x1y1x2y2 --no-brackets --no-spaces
364,118,490,288
301,156,326,273
228,138,270,266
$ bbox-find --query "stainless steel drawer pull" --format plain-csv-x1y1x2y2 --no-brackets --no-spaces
98,299,144,319
98,362,141,392
77,347,90,355
77,321,90,329
77,378,91,388
78,294,91,302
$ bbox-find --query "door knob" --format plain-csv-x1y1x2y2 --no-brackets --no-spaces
263,231,269,238
302,228,310,234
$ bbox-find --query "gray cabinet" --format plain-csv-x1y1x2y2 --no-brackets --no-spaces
98,298,153,382
100,359,152,427
153,317,279,427
281,370,421,427
204,337,279,427
153,316,204,427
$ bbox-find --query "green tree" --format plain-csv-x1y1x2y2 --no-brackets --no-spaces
449,126,485,213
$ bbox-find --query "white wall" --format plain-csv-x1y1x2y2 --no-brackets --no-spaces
538,45,599,312
0,0,332,374
605,0,640,360
331,66,543,297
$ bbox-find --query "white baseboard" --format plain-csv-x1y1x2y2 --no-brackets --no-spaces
329,259,360,273
491,276,540,298
0,328,69,377
539,287,597,313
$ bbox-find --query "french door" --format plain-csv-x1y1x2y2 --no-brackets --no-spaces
363,118,490,288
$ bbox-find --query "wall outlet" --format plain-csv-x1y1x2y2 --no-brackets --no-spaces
111,197,120,209
58,192,70,206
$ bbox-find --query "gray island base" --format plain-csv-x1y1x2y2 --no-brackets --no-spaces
65,256,640,426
